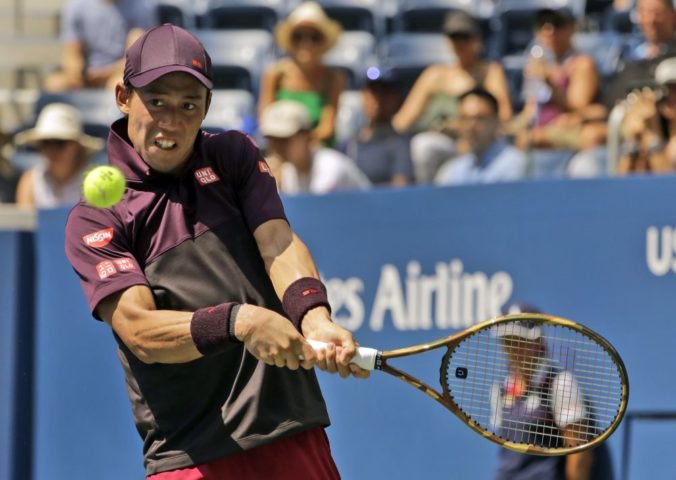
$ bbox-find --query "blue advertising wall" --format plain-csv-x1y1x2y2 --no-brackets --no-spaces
25,177,676,479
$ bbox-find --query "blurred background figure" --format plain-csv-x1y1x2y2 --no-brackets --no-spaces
0,131,21,203
344,65,414,187
605,0,676,106
434,88,526,186
512,8,606,156
260,100,369,195
492,302,614,480
13,103,103,208
44,0,157,92
393,9,512,183
617,57,676,174
259,1,347,146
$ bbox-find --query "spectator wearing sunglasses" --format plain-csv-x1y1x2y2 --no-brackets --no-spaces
259,2,347,146
14,103,103,208
392,10,513,183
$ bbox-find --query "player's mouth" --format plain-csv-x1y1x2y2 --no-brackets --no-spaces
154,139,177,150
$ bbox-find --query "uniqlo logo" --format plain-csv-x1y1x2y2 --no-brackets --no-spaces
82,228,114,248
114,257,136,272
96,261,117,279
194,167,220,186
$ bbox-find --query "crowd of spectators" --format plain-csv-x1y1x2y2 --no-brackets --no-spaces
2,0,676,207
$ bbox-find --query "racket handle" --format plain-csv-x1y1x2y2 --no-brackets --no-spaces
307,339,379,371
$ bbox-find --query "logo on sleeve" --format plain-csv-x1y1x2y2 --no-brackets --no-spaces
194,167,220,186
96,257,137,279
83,228,114,248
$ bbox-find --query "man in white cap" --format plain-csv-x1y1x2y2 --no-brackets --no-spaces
260,100,370,194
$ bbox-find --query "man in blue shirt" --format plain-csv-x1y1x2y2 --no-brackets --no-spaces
45,0,158,92
434,88,526,185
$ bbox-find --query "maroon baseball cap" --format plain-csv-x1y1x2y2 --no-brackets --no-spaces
124,24,213,89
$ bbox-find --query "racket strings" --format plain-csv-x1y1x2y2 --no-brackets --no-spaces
443,322,624,451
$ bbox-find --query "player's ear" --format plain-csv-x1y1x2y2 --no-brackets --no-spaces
203,89,212,118
115,83,132,115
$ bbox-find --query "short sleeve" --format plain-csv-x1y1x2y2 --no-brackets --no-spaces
551,371,588,427
65,203,149,318
232,133,288,231
60,0,81,43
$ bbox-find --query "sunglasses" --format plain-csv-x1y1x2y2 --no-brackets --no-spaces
291,30,324,44
38,139,70,149
447,32,475,41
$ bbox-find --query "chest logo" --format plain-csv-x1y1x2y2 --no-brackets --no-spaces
83,228,114,248
194,167,220,186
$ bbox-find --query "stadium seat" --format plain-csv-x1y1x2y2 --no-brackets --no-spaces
323,31,377,88
378,33,456,93
393,0,493,40
572,31,624,79
316,0,381,37
334,89,365,147
29,89,120,140
491,0,553,57
202,89,256,133
194,29,275,92
198,1,280,30
154,0,197,29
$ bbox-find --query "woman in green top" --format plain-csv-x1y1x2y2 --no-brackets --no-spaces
259,2,347,146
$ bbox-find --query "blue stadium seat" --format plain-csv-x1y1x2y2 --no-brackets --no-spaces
198,1,280,30
316,0,381,37
194,29,275,92
154,0,197,29
323,31,377,88
393,0,493,40
378,33,456,93
572,31,625,79
202,89,256,133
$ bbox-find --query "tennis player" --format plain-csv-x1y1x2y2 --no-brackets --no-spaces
491,302,614,480
64,24,366,479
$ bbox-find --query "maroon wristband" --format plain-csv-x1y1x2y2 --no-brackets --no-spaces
191,302,241,356
282,277,331,331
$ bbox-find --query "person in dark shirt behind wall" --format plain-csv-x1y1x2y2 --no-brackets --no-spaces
64,24,368,480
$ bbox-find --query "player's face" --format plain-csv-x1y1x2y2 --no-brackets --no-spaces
458,95,499,149
502,337,542,375
117,73,210,174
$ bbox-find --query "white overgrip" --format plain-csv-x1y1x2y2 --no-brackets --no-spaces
307,339,378,370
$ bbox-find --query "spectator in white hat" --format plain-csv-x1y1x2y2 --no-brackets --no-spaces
14,103,103,208
617,57,676,174
259,1,346,146
260,100,369,195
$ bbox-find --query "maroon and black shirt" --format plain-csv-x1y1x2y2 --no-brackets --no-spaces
65,118,330,475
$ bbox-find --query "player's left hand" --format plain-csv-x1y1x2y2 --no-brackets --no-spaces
301,307,370,379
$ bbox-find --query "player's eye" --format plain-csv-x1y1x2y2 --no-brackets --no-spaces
184,103,196,111
150,98,164,107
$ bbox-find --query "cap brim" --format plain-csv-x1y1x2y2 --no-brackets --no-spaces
260,123,300,138
128,65,213,90
493,324,542,340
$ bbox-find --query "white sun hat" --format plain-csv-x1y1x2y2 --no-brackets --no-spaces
14,103,104,154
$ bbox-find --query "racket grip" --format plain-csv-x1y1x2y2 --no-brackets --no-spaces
307,339,378,371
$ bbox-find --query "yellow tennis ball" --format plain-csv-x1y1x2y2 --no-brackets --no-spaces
82,166,126,208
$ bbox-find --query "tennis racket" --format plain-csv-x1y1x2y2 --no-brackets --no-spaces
309,313,628,456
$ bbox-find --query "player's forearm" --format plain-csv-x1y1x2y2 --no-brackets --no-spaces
565,451,593,480
255,220,320,298
113,309,203,364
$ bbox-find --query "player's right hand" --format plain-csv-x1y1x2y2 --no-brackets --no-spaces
233,304,316,370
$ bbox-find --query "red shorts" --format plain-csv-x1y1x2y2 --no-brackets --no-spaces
147,428,340,480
